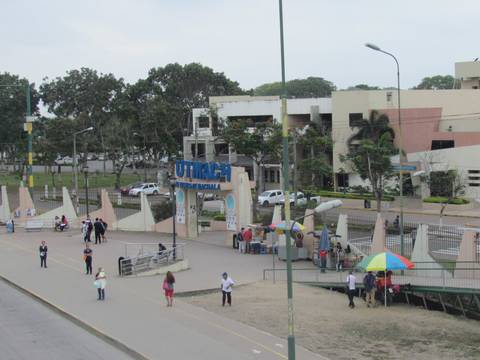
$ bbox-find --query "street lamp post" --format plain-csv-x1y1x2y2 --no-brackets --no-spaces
83,165,89,216
277,1,295,359
365,43,405,257
73,127,94,214
169,176,177,260
134,132,148,182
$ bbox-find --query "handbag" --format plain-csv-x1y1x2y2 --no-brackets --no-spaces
94,280,101,289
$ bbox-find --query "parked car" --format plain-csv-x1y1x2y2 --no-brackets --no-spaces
120,182,143,196
128,183,160,196
258,190,284,206
54,156,74,166
279,192,321,206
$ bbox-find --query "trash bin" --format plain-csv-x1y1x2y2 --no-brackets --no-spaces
118,256,132,276
232,234,238,249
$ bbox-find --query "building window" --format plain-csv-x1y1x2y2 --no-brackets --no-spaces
349,113,363,127
469,183,480,187
468,170,480,174
386,92,393,103
197,116,209,128
336,173,349,188
469,176,480,181
276,170,281,184
431,140,454,150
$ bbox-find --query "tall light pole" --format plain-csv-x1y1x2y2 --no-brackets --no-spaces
278,1,295,359
365,43,405,257
73,127,94,214
134,132,148,182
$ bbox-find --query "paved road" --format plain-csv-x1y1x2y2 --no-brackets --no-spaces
0,231,324,360
0,279,134,360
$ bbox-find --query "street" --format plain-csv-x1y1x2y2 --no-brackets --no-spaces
0,279,134,360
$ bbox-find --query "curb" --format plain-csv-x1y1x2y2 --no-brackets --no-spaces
0,274,151,360
341,206,480,219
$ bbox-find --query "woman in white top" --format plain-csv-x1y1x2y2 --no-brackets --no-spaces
221,272,234,307
95,267,107,300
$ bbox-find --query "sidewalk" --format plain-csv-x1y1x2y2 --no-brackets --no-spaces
0,230,323,360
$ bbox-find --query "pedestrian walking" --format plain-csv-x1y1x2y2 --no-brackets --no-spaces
85,216,93,242
237,228,245,253
81,221,88,242
335,243,345,272
83,243,93,275
94,267,106,300
100,218,108,243
346,270,356,308
39,240,48,268
94,218,103,244
363,271,376,308
221,272,234,306
163,271,175,307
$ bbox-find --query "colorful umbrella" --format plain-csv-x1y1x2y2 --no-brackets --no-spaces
356,251,414,271
356,252,414,307
269,221,304,232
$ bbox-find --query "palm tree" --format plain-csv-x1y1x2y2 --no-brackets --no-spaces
347,110,394,147
343,110,397,212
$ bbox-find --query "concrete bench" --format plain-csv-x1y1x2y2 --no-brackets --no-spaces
25,220,44,232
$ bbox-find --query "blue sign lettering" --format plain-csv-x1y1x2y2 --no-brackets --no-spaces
175,160,231,182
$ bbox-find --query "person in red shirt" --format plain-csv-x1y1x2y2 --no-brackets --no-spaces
243,228,253,254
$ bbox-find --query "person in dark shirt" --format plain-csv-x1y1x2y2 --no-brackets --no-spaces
83,243,93,274
94,218,104,244
39,241,48,268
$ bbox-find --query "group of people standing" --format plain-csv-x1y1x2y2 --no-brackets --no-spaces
345,270,394,308
236,227,252,254
81,216,108,244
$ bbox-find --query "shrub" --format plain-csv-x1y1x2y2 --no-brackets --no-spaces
312,190,395,202
151,201,173,222
213,214,226,221
423,197,469,205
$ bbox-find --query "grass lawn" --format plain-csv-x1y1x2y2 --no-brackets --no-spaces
0,172,144,189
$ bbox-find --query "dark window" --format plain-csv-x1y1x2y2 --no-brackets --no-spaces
349,113,363,127
198,116,209,128
468,170,480,174
431,140,455,150
214,143,228,155
469,183,480,187
276,170,281,183
270,170,276,183
336,173,349,188
469,176,480,180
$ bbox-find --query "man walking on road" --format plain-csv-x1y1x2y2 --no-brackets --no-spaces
84,244,93,275
221,272,234,307
94,218,103,244
39,241,48,268
346,270,356,308
363,271,376,308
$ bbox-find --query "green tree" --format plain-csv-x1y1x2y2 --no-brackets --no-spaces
254,77,336,98
346,84,381,90
220,121,282,220
341,111,397,212
414,75,458,90
0,73,39,172
147,63,244,135
40,68,125,166
297,123,333,188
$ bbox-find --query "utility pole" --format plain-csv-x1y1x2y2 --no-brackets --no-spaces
278,1,295,359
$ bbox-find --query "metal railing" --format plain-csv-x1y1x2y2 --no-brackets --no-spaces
262,262,480,291
119,243,185,276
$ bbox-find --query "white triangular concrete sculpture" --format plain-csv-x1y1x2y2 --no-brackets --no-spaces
411,224,452,278
371,213,386,254
272,204,282,224
0,185,11,223
35,187,77,227
114,192,155,232
455,229,480,279
336,214,348,249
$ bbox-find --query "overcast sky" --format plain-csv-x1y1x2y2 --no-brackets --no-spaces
2,0,479,91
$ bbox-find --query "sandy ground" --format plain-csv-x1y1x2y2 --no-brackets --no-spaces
183,282,480,360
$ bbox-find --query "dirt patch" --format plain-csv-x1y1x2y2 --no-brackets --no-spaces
183,281,480,360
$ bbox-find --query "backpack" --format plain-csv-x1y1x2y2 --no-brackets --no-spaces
237,232,244,241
